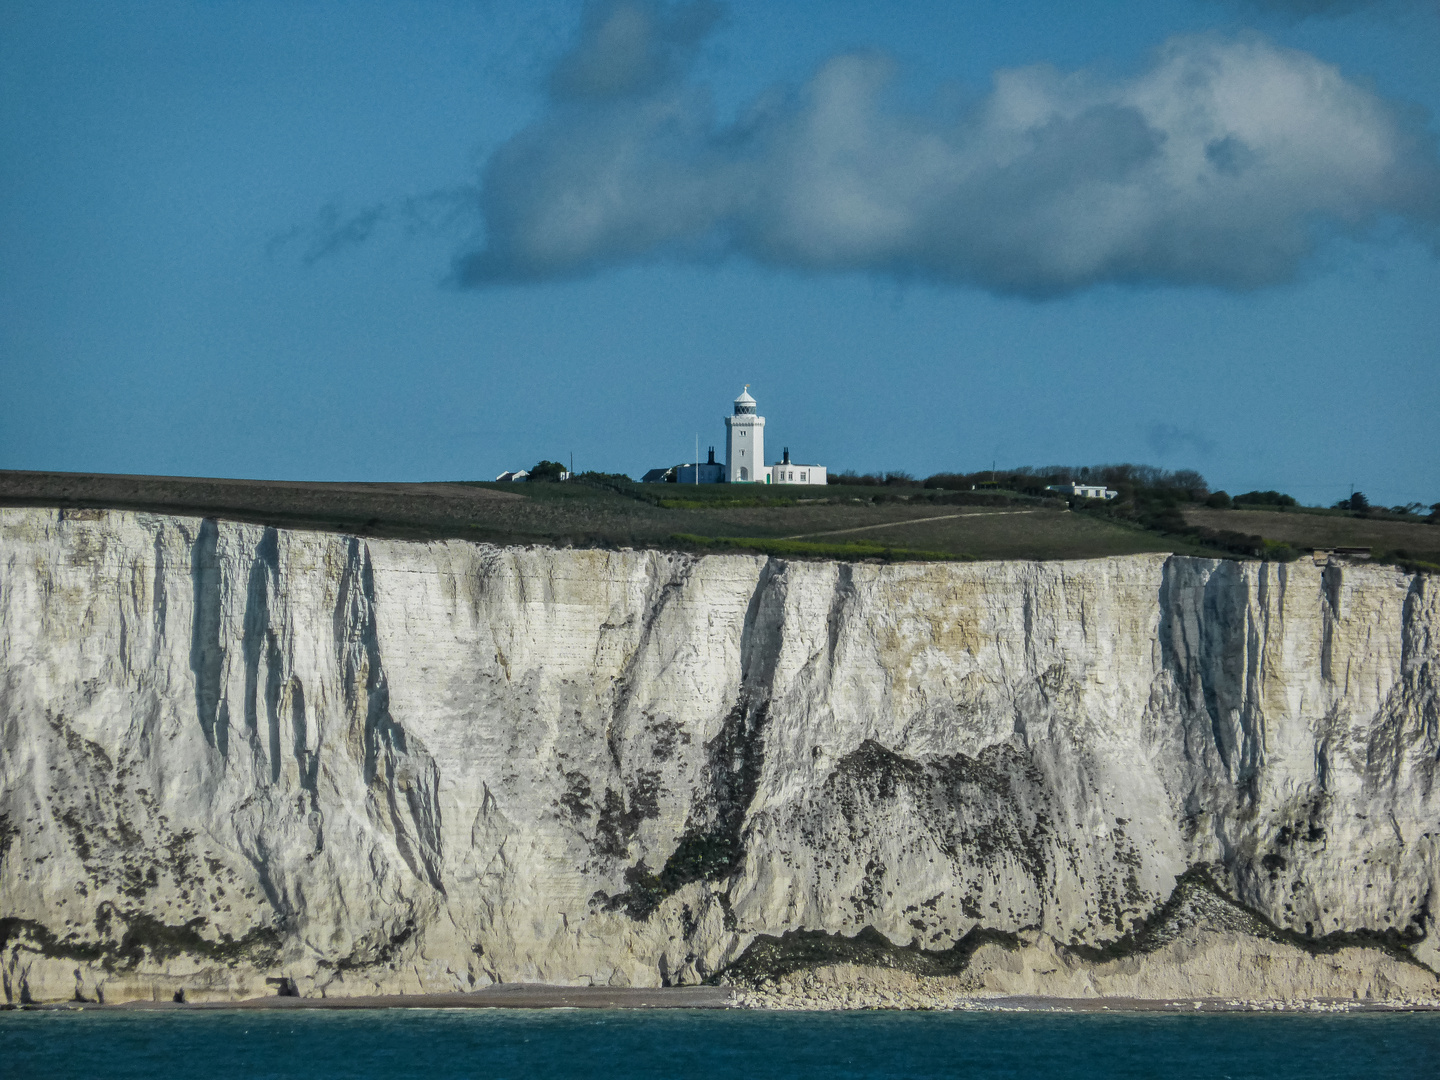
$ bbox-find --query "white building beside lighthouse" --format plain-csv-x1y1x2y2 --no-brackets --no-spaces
724,387,765,483
767,446,826,486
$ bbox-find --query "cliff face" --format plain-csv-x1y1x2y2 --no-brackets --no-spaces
1,507,1437,1004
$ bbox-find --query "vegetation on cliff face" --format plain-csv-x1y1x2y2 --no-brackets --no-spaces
718,923,1021,986
716,865,1435,990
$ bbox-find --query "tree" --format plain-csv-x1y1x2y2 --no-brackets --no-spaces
529,460,568,482
881,471,918,487
1169,470,1209,499
1206,491,1231,509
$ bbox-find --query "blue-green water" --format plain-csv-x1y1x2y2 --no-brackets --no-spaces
3,1009,1439,1079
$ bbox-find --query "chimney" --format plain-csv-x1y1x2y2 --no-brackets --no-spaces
783,447,791,465
708,446,715,464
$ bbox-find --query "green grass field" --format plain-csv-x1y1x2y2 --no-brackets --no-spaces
0,469,1219,562
1184,506,1440,565
11,470,1432,565
423,478,1221,560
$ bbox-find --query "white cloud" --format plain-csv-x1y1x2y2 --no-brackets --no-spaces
452,3,1440,295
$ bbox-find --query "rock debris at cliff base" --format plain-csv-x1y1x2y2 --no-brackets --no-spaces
1,507,1437,1006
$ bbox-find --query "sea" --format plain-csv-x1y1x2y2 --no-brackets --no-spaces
4,1008,1440,1079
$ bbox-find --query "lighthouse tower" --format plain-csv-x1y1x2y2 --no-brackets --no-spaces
724,386,765,483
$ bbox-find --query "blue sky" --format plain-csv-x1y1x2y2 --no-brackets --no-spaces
2,0,1437,505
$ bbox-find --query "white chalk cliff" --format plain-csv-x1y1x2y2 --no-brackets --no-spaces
2,507,1437,1004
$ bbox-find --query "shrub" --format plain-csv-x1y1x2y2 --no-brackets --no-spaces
1261,539,1303,562
1206,491,1232,509
922,473,974,490
881,471,920,487
1235,490,1298,508
829,470,920,487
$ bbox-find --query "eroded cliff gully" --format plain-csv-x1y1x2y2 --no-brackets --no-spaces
1,507,1437,1004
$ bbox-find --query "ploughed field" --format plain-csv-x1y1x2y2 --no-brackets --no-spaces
0,470,1200,561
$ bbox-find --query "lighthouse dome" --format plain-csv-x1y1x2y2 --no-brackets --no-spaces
733,386,757,415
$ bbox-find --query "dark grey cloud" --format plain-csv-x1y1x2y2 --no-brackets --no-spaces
452,4,1440,295
268,202,387,265
1148,423,1217,459
548,0,721,100
298,203,387,265
271,190,477,266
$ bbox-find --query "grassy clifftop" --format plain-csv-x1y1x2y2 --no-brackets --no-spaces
5,470,1435,565
0,470,1195,562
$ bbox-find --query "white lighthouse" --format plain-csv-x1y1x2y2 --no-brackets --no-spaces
641,385,824,485
724,386,765,483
